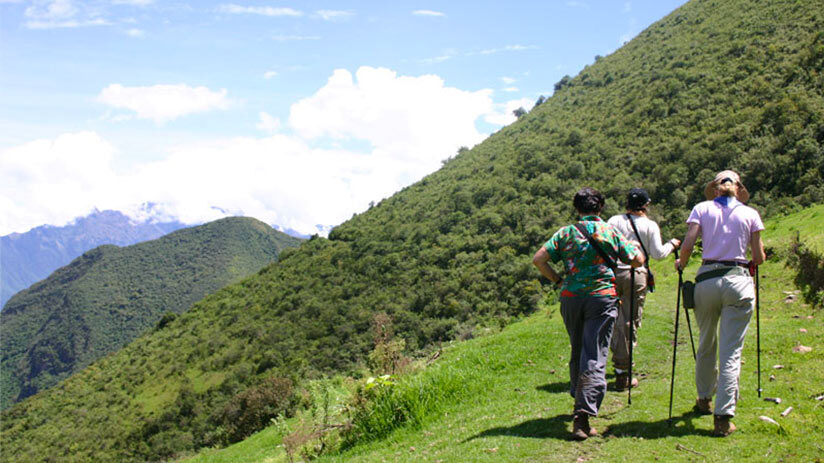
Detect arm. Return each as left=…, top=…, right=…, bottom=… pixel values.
left=751, top=230, right=765, bottom=265
left=533, top=247, right=563, bottom=284
left=630, top=252, right=645, bottom=268
left=675, top=223, right=701, bottom=270
left=647, top=222, right=679, bottom=260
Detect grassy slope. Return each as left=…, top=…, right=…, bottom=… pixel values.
left=187, top=205, right=824, bottom=463
left=3, top=0, right=824, bottom=460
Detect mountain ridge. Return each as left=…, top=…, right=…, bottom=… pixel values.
left=1, top=209, right=187, bottom=309
left=0, top=216, right=302, bottom=410
left=1, top=0, right=822, bottom=460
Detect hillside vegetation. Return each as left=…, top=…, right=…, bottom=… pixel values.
left=2, top=0, right=823, bottom=461
left=1, top=209, right=185, bottom=308
left=182, top=207, right=824, bottom=462
left=0, top=217, right=301, bottom=410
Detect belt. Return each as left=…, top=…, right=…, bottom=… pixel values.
left=702, top=259, right=748, bottom=268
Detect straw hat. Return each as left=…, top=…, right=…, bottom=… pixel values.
left=704, top=170, right=750, bottom=202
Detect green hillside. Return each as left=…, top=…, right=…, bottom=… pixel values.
left=0, top=217, right=301, bottom=410
left=181, top=207, right=824, bottom=463
left=2, top=0, right=823, bottom=461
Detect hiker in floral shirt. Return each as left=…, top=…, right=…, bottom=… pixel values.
left=533, top=187, right=643, bottom=440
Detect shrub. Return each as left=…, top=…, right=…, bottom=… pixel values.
left=219, top=377, right=297, bottom=443
left=788, top=235, right=824, bottom=308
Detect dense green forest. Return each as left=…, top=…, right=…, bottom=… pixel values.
left=1, top=209, right=185, bottom=309
left=0, top=217, right=300, bottom=410
left=1, top=0, right=822, bottom=461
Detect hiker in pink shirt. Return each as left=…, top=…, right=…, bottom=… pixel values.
left=675, top=170, right=765, bottom=437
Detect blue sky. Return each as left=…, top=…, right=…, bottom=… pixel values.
left=0, top=0, right=686, bottom=235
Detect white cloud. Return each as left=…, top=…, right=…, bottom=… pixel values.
left=503, top=87, right=519, bottom=92
left=501, top=77, right=516, bottom=84
left=24, top=0, right=110, bottom=29
left=97, top=84, right=231, bottom=123
left=315, top=9, right=353, bottom=21
left=421, top=54, right=453, bottom=64
left=112, top=0, right=154, bottom=5
left=264, top=70, right=278, bottom=79
left=289, top=67, right=492, bottom=166
left=271, top=34, right=320, bottom=41
left=125, top=28, right=144, bottom=37
left=476, top=44, right=536, bottom=55
left=413, top=10, right=445, bottom=17
left=218, top=4, right=303, bottom=17
left=0, top=132, right=121, bottom=234
left=2, top=67, right=509, bottom=236
left=256, top=112, right=281, bottom=132
left=26, top=17, right=108, bottom=29
left=484, top=97, right=534, bottom=126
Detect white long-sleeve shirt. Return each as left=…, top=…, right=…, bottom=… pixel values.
left=607, top=213, right=676, bottom=270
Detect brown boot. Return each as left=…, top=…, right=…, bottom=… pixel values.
left=713, top=415, right=737, bottom=437
left=572, top=413, right=598, bottom=440
left=613, top=373, right=639, bottom=391
left=694, top=398, right=712, bottom=415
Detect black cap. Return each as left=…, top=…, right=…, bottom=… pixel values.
left=626, top=188, right=651, bottom=210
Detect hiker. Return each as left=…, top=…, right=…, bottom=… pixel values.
left=675, top=170, right=765, bottom=437
left=606, top=188, right=681, bottom=391
left=533, top=187, right=643, bottom=440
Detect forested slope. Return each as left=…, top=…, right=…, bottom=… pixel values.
left=1, top=0, right=822, bottom=461
left=1, top=209, right=185, bottom=309
left=0, top=217, right=300, bottom=410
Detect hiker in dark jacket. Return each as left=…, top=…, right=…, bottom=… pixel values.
left=533, top=187, right=643, bottom=440
left=607, top=188, right=681, bottom=391
left=676, top=170, right=765, bottom=437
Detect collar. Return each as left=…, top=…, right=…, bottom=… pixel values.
left=579, top=215, right=603, bottom=222
left=714, top=196, right=741, bottom=208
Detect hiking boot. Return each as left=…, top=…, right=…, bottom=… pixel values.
left=694, top=398, right=712, bottom=415
left=613, top=373, right=638, bottom=391
left=572, top=413, right=598, bottom=440
left=713, top=415, right=737, bottom=437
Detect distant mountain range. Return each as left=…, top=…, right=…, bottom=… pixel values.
left=1, top=210, right=326, bottom=310
left=1, top=210, right=187, bottom=309
left=0, top=216, right=302, bottom=410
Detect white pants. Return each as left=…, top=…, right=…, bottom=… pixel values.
left=693, top=264, right=755, bottom=417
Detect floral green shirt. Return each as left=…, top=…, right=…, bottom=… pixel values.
left=544, top=216, right=639, bottom=297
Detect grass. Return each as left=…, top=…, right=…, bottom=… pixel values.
left=763, top=204, right=824, bottom=253
left=180, top=206, right=824, bottom=463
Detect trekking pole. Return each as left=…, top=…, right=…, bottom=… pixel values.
left=756, top=265, right=762, bottom=398
left=683, top=288, right=697, bottom=361
left=628, top=268, right=636, bottom=405
left=668, top=266, right=683, bottom=425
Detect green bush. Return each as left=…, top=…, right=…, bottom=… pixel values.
left=789, top=236, right=824, bottom=308
left=220, top=377, right=297, bottom=443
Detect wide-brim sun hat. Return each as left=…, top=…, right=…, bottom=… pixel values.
left=704, top=170, right=750, bottom=202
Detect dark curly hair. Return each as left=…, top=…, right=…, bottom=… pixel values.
left=573, top=187, right=605, bottom=215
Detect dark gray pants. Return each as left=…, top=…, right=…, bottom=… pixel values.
left=561, top=295, right=618, bottom=416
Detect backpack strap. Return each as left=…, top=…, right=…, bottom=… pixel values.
left=626, top=214, right=650, bottom=268
left=626, top=214, right=655, bottom=292
left=574, top=222, right=617, bottom=270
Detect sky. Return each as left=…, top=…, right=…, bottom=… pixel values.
left=0, top=0, right=687, bottom=236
